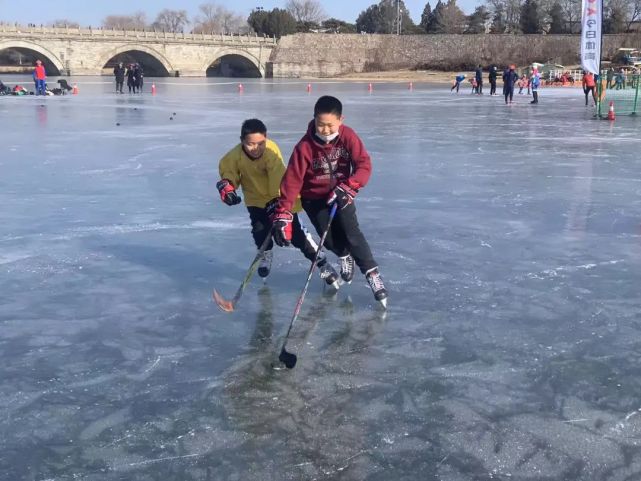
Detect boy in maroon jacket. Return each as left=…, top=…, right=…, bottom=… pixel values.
left=272, top=96, right=387, bottom=307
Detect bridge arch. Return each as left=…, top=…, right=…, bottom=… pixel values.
left=203, top=49, right=263, bottom=78
left=0, top=40, right=65, bottom=75
left=98, top=44, right=173, bottom=77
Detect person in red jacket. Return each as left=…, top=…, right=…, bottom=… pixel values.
left=272, top=95, right=387, bottom=307
left=33, top=59, right=46, bottom=96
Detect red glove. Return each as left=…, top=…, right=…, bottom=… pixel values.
left=272, top=210, right=293, bottom=247
left=216, top=179, right=241, bottom=206
left=327, top=179, right=360, bottom=209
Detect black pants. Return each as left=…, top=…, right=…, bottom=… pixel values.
left=504, top=86, right=514, bottom=104
left=302, top=199, right=377, bottom=274
left=490, top=80, right=496, bottom=95
left=116, top=80, right=124, bottom=92
left=477, top=81, right=483, bottom=94
left=584, top=86, right=595, bottom=105
left=247, top=207, right=316, bottom=261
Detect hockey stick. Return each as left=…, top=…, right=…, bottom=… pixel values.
left=213, top=233, right=272, bottom=312
left=278, top=203, right=338, bottom=369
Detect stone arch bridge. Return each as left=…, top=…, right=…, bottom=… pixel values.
left=0, top=24, right=277, bottom=77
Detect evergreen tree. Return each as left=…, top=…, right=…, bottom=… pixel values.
left=322, top=18, right=357, bottom=33
left=466, top=5, right=491, bottom=33
left=248, top=8, right=297, bottom=37
left=489, top=4, right=506, bottom=32
left=520, top=0, right=542, bottom=33
left=425, top=0, right=443, bottom=32
left=547, top=2, right=566, bottom=33
left=431, top=0, right=466, bottom=33
left=420, top=3, right=433, bottom=32
left=355, top=0, right=417, bottom=34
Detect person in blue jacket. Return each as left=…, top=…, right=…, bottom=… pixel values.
left=530, top=68, right=541, bottom=104
left=502, top=65, right=519, bottom=105
left=451, top=74, right=465, bottom=93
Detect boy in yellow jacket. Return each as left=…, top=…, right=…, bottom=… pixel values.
left=216, top=119, right=339, bottom=287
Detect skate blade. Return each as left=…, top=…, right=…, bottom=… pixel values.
left=213, top=289, right=234, bottom=313
left=378, top=298, right=388, bottom=309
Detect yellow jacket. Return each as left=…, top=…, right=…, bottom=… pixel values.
left=218, top=139, right=301, bottom=211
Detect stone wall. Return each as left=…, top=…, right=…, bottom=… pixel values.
left=269, top=33, right=641, bottom=78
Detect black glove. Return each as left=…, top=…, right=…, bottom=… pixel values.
left=216, top=179, right=241, bottom=206
left=327, top=180, right=359, bottom=210
left=265, top=197, right=279, bottom=220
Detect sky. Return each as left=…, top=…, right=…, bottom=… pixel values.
left=0, top=0, right=483, bottom=27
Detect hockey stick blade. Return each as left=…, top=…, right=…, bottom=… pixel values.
left=278, top=347, right=297, bottom=369
left=212, top=289, right=235, bottom=312
left=211, top=233, right=272, bottom=313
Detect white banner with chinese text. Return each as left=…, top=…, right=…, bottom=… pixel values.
left=581, top=0, right=602, bottom=75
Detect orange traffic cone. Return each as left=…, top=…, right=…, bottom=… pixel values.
left=306, top=83, right=312, bottom=93
left=238, top=83, right=244, bottom=93
left=151, top=83, right=156, bottom=95
left=368, top=83, right=373, bottom=93
left=607, top=101, right=615, bottom=121
left=72, top=83, right=78, bottom=95
left=408, top=81, right=413, bottom=90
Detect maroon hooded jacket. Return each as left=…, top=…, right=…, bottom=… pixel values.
left=279, top=120, right=372, bottom=212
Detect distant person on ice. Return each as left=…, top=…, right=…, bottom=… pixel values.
left=113, top=62, right=125, bottom=94
left=488, top=66, right=498, bottom=96
left=503, top=65, right=519, bottom=105
left=272, top=96, right=388, bottom=307
left=33, top=59, right=46, bottom=96
left=451, top=74, right=465, bottom=93
left=216, top=118, right=340, bottom=287
left=126, top=64, right=136, bottom=93
left=530, top=68, right=541, bottom=104
left=582, top=70, right=597, bottom=106
left=475, top=65, right=483, bottom=94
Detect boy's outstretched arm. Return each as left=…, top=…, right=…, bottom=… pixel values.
left=217, top=151, right=242, bottom=206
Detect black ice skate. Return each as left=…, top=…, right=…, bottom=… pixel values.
left=258, top=250, right=273, bottom=278
left=366, top=267, right=388, bottom=308
left=339, top=254, right=355, bottom=284
left=318, top=258, right=340, bottom=290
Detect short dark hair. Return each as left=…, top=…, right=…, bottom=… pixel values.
left=314, top=96, right=342, bottom=117
left=241, top=118, right=267, bottom=139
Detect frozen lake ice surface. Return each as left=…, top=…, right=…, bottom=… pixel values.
left=1, top=77, right=641, bottom=480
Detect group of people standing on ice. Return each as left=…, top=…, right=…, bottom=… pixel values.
left=112, top=62, right=144, bottom=94
left=452, top=64, right=541, bottom=105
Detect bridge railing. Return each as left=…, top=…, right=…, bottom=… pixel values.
left=0, top=23, right=277, bottom=44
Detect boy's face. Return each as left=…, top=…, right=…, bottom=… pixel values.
left=315, top=113, right=343, bottom=137
left=241, top=132, right=267, bottom=159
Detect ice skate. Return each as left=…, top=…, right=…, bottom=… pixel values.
left=258, top=250, right=273, bottom=278
left=339, top=254, right=355, bottom=284
left=318, top=258, right=340, bottom=290
left=366, top=267, right=388, bottom=309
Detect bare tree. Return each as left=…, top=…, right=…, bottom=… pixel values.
left=285, top=0, right=326, bottom=24
left=102, top=12, right=148, bottom=30
left=152, top=9, right=189, bottom=32
left=626, top=0, right=641, bottom=31
left=192, top=3, right=250, bottom=34
left=50, top=19, right=80, bottom=28
left=485, top=0, right=524, bottom=32
left=557, top=0, right=580, bottom=32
